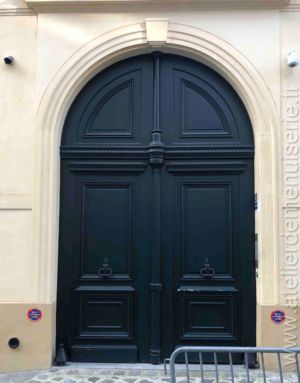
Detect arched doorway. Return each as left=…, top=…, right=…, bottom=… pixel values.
left=57, top=53, right=255, bottom=364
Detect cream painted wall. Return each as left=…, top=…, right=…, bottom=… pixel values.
left=0, top=211, right=33, bottom=301
left=0, top=15, right=36, bottom=302
left=0, top=16, right=35, bottom=196
left=280, top=10, right=300, bottom=307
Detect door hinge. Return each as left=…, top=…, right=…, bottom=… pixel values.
left=254, top=193, right=258, bottom=210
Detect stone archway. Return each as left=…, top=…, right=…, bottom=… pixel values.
left=33, top=21, right=279, bottom=351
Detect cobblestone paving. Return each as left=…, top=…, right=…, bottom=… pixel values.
left=0, top=365, right=298, bottom=383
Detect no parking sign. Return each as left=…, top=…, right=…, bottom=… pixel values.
left=27, top=308, right=42, bottom=322
left=271, top=310, right=286, bottom=324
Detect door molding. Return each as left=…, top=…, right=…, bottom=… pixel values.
left=33, top=21, right=279, bottom=314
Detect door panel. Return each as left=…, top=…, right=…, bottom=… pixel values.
left=178, top=181, right=233, bottom=278
left=80, top=183, right=134, bottom=277
left=74, top=286, right=134, bottom=340
left=61, top=55, right=154, bottom=146
left=58, top=53, right=255, bottom=363
left=178, top=289, right=237, bottom=341
left=58, top=161, right=152, bottom=362
left=160, top=55, right=253, bottom=146
left=162, top=160, right=253, bottom=353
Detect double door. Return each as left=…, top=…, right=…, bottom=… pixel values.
left=57, top=53, right=256, bottom=363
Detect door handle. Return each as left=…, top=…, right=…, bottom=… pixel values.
left=98, top=257, right=113, bottom=278
left=200, top=258, right=215, bottom=279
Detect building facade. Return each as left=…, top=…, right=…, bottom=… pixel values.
left=0, top=0, right=300, bottom=372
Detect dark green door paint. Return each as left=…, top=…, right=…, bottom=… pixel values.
left=57, top=53, right=255, bottom=364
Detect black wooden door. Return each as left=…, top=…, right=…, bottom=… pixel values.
left=57, top=53, right=255, bottom=364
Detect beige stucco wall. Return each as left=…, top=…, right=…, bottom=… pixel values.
left=0, top=0, right=299, bottom=372
left=0, top=14, right=35, bottom=303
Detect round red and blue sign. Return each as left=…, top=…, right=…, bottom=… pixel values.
left=271, top=310, right=286, bottom=324
left=27, top=308, right=42, bottom=322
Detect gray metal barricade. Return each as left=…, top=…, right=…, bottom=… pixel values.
left=167, top=346, right=300, bottom=383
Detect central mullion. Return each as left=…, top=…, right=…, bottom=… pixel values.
left=149, top=52, right=163, bottom=364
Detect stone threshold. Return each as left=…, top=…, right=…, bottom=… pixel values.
left=65, top=362, right=246, bottom=371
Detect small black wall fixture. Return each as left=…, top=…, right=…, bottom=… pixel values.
left=4, top=56, right=14, bottom=65
left=8, top=337, right=20, bottom=349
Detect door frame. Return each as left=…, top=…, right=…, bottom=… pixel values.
left=33, top=21, right=280, bottom=356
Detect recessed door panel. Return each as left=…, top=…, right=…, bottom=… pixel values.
left=175, top=72, right=235, bottom=139
left=160, top=55, right=252, bottom=146
left=179, top=292, right=237, bottom=341
left=75, top=287, right=134, bottom=340
left=80, top=183, right=133, bottom=277
left=83, top=78, right=135, bottom=138
left=179, top=181, right=233, bottom=278
left=61, top=56, right=154, bottom=146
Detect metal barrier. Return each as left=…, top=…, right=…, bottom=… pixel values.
left=167, top=346, right=300, bottom=383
